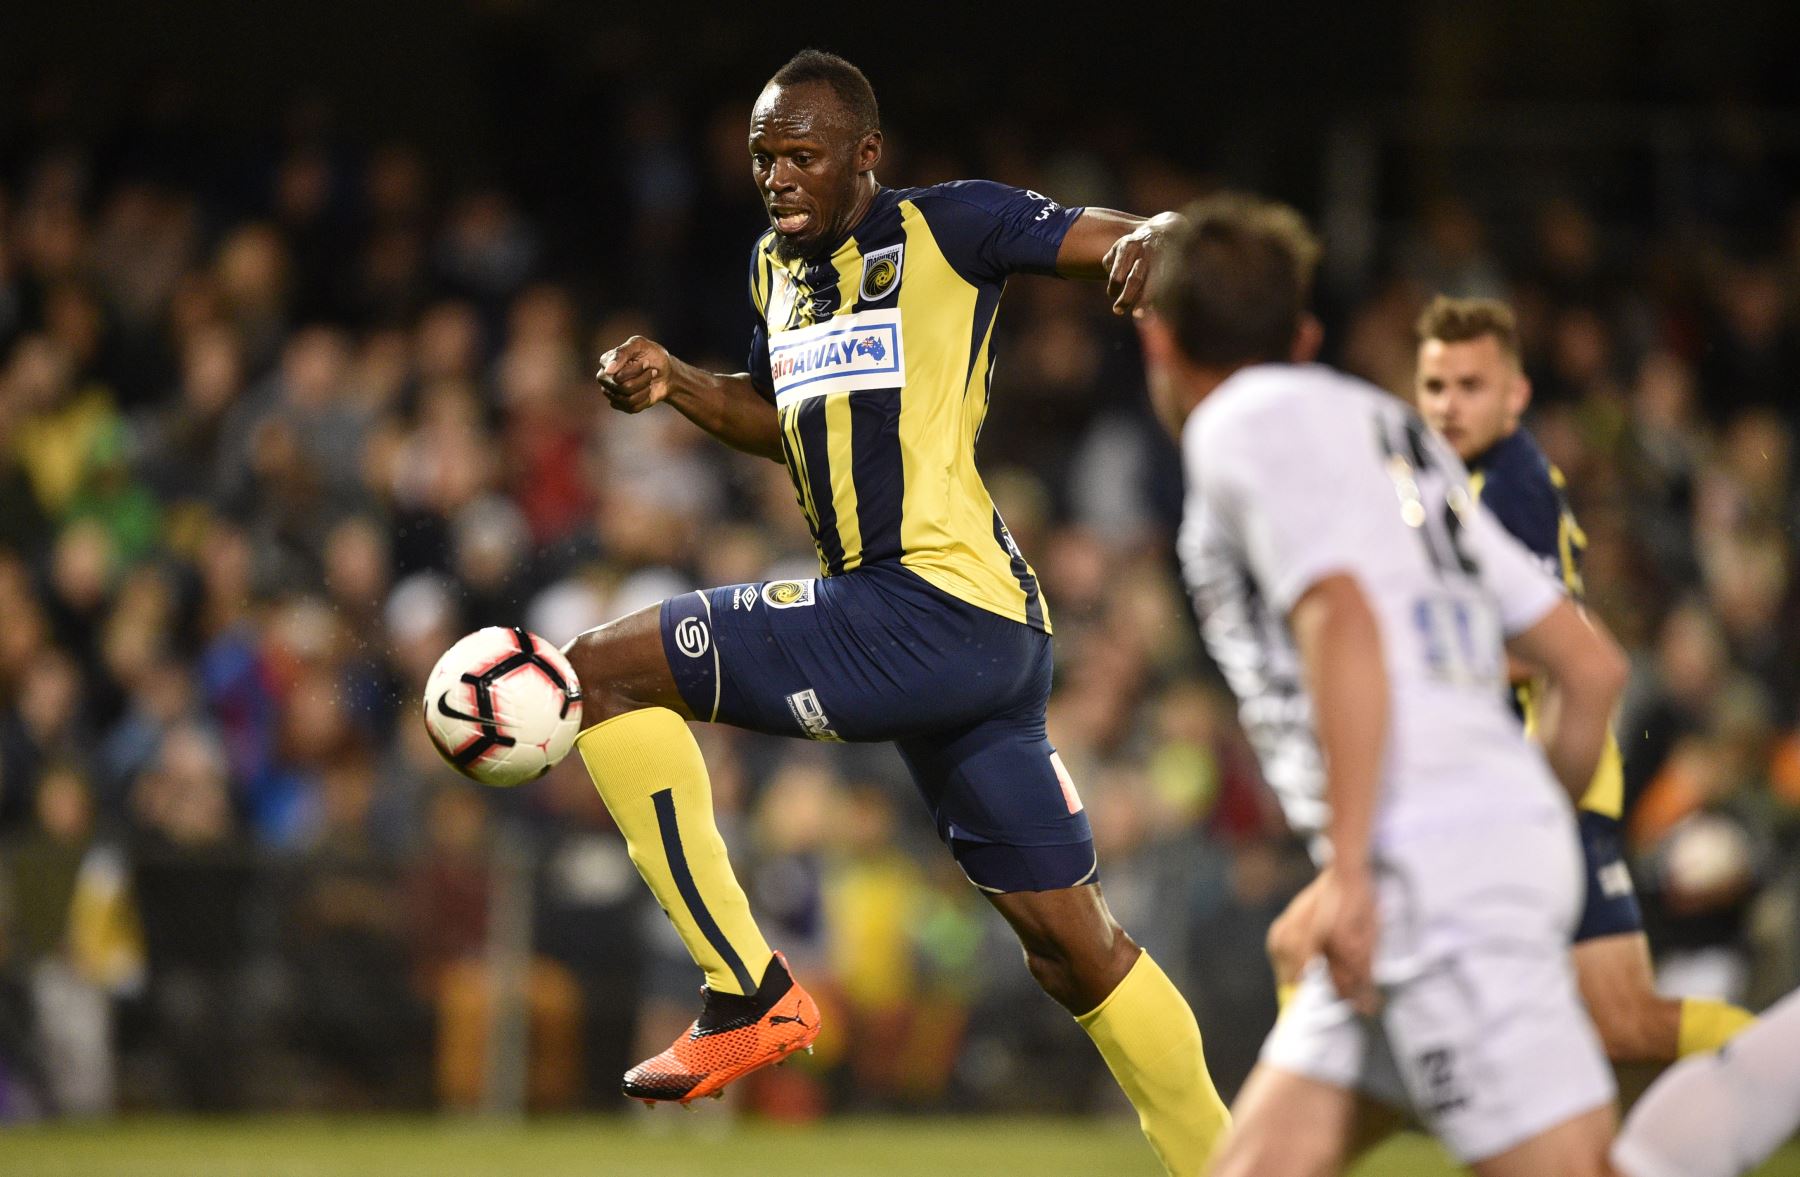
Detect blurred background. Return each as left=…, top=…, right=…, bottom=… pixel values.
left=2, top=0, right=1800, bottom=1142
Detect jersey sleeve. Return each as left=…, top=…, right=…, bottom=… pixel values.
left=1463, top=500, right=1567, bottom=636
left=913, top=180, right=1084, bottom=283
left=747, top=322, right=774, bottom=401
left=1190, top=400, right=1380, bottom=615
left=745, top=237, right=775, bottom=401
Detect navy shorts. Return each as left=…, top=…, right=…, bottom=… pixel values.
left=1572, top=809, right=1644, bottom=943
left=659, top=562, right=1094, bottom=893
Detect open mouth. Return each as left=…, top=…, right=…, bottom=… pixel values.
left=770, top=207, right=812, bottom=235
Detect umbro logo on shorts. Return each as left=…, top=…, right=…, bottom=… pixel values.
left=674, top=616, right=710, bottom=658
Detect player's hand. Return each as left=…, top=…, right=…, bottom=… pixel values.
left=596, top=336, right=675, bottom=413
left=1101, top=211, right=1183, bottom=317
left=1314, top=862, right=1380, bottom=1016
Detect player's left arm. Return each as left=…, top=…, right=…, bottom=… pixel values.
left=1055, top=208, right=1186, bottom=315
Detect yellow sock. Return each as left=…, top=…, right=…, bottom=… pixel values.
left=1678, top=997, right=1756, bottom=1057
left=1077, top=951, right=1231, bottom=1176
left=576, top=708, right=771, bottom=995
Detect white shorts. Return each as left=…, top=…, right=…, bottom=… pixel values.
left=1263, top=812, right=1615, bottom=1163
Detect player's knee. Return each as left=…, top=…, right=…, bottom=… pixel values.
left=1593, top=993, right=1676, bottom=1064
left=1019, top=922, right=1138, bottom=1014
left=561, top=626, right=655, bottom=725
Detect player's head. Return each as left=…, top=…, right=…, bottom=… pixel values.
left=1414, top=296, right=1530, bottom=462
left=1137, top=192, right=1322, bottom=435
left=752, top=50, right=883, bottom=262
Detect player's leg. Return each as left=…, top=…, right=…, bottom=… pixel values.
left=1574, top=933, right=1680, bottom=1063
left=984, top=881, right=1231, bottom=1176
left=1204, top=1063, right=1358, bottom=1177
left=1569, top=810, right=1754, bottom=1062
left=1467, top=1106, right=1614, bottom=1177
left=1611, top=985, right=1800, bottom=1177
left=562, top=599, right=804, bottom=1103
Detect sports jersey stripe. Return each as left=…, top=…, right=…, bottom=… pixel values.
left=823, top=392, right=864, bottom=570
left=794, top=398, right=845, bottom=573
left=991, top=509, right=1044, bottom=630
left=847, top=390, right=904, bottom=565
left=779, top=403, right=828, bottom=572
left=820, top=239, right=866, bottom=569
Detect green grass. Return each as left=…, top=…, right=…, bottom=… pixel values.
left=2, top=1117, right=1797, bottom=1177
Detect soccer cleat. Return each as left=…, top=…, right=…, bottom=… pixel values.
left=622, top=951, right=821, bottom=1105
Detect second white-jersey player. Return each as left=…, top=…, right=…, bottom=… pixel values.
left=1139, top=195, right=1634, bottom=1177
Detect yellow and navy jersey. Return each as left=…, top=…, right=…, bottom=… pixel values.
left=1468, top=428, right=1624, bottom=818
left=746, top=181, right=1082, bottom=633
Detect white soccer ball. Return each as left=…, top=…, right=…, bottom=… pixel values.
left=422, top=626, right=584, bottom=787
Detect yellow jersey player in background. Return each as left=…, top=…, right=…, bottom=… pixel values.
left=557, top=50, right=1228, bottom=1174
left=1266, top=296, right=1754, bottom=1070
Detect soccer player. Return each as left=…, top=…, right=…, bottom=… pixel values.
left=1416, top=297, right=1755, bottom=1061
left=1264, top=297, right=1755, bottom=1067
left=1140, top=193, right=1631, bottom=1174
left=560, top=50, right=1229, bottom=1173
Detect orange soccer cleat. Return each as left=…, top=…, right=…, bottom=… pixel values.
left=623, top=951, right=821, bottom=1105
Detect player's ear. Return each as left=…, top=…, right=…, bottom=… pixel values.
left=1513, top=372, right=1533, bottom=416
left=1291, top=313, right=1324, bottom=363
left=856, top=130, right=882, bottom=175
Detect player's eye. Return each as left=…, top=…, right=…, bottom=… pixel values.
left=751, top=153, right=771, bottom=168
left=793, top=153, right=813, bottom=166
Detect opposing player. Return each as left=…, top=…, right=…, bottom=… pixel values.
left=1264, top=296, right=1756, bottom=1065
left=559, top=50, right=1228, bottom=1173
left=1142, top=193, right=1632, bottom=1174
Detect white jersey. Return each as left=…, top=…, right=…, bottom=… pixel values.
left=1177, top=363, right=1569, bottom=852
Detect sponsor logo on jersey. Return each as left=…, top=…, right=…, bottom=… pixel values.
left=674, top=615, right=710, bottom=658
left=768, top=309, right=904, bottom=407
left=732, top=586, right=758, bottom=612
left=761, top=580, right=816, bottom=609
left=859, top=244, right=903, bottom=302
left=786, top=688, right=841, bottom=741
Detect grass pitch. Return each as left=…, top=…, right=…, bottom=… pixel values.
left=3, top=1116, right=1799, bottom=1176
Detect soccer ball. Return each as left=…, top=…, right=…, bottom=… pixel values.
left=423, top=626, right=584, bottom=786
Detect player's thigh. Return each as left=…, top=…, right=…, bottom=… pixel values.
left=561, top=602, right=692, bottom=723
left=1574, top=932, right=1677, bottom=1062
left=1208, top=1062, right=1356, bottom=1177
left=896, top=708, right=1095, bottom=895
left=1468, top=1104, right=1614, bottom=1177
left=657, top=571, right=1052, bottom=742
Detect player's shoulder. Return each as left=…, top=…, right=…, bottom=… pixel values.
left=1477, top=429, right=1561, bottom=504
left=898, top=179, right=1011, bottom=209
left=1187, top=362, right=1389, bottom=458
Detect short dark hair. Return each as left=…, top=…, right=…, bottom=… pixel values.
left=1415, top=295, right=1520, bottom=362
left=1148, top=193, right=1321, bottom=368
left=769, top=49, right=879, bottom=136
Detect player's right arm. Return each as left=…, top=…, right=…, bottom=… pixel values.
left=1504, top=600, right=1628, bottom=803
left=596, top=337, right=784, bottom=462
left=1290, top=572, right=1387, bottom=1015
